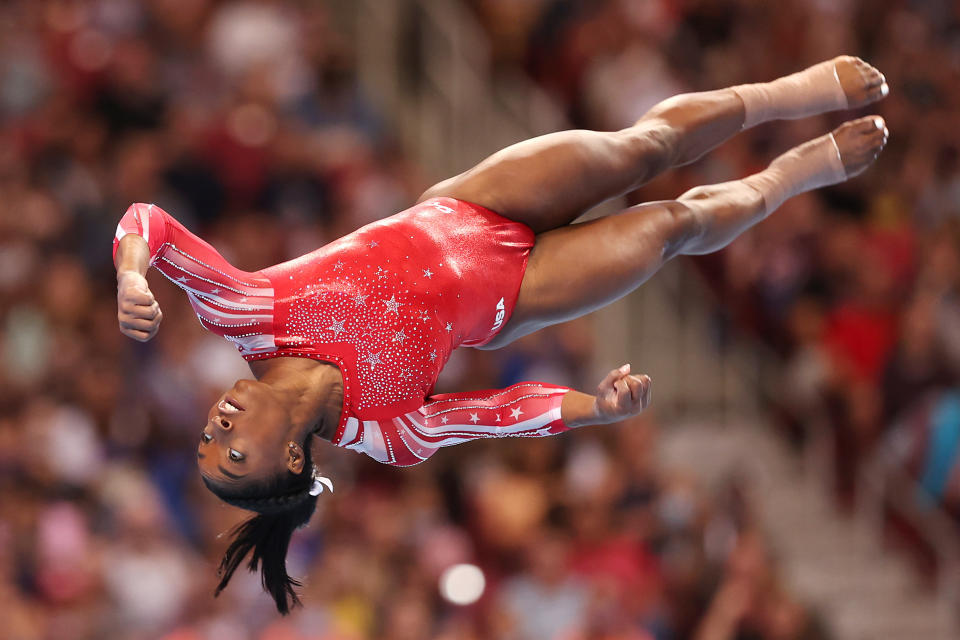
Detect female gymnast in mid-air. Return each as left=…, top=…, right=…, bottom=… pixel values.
left=114, top=56, right=888, bottom=612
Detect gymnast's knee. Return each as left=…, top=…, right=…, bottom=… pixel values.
left=616, top=120, right=680, bottom=177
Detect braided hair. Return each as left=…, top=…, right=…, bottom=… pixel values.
left=202, top=434, right=319, bottom=614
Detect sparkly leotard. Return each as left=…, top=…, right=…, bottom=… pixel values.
left=114, top=200, right=572, bottom=466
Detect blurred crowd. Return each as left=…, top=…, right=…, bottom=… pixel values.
left=5, top=0, right=957, bottom=638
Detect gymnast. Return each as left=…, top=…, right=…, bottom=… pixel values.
left=113, top=56, right=888, bottom=612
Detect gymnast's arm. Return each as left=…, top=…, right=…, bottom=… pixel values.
left=416, top=364, right=651, bottom=440
left=113, top=202, right=176, bottom=342
left=113, top=203, right=270, bottom=344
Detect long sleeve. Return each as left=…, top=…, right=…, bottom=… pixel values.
left=112, top=203, right=277, bottom=354
left=332, top=382, right=572, bottom=466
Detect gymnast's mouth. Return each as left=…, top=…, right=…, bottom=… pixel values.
left=218, top=397, right=244, bottom=414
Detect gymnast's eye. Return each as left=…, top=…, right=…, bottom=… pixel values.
left=201, top=433, right=213, bottom=444
left=228, top=449, right=245, bottom=462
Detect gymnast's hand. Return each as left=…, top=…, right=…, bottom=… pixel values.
left=116, top=270, right=162, bottom=342
left=593, top=364, right=652, bottom=423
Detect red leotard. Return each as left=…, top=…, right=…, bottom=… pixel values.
left=114, top=200, right=572, bottom=466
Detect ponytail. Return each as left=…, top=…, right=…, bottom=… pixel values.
left=202, top=434, right=328, bottom=614
left=213, top=498, right=316, bottom=614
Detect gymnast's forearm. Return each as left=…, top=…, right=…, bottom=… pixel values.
left=114, top=233, right=151, bottom=278
left=114, top=232, right=162, bottom=342
left=560, top=390, right=602, bottom=427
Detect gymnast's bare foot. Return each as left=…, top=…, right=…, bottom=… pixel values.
left=832, top=115, right=889, bottom=178
left=734, top=56, right=889, bottom=127
left=833, top=55, right=889, bottom=108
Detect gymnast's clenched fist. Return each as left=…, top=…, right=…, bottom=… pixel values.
left=116, top=270, right=162, bottom=342
left=558, top=363, right=653, bottom=428
left=594, top=364, right=652, bottom=422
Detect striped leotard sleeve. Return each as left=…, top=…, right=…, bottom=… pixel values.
left=113, top=203, right=277, bottom=354
left=333, top=382, right=572, bottom=466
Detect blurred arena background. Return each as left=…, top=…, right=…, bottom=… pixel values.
left=2, top=1, right=959, bottom=638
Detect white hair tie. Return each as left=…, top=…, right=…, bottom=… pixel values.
left=309, top=467, right=334, bottom=496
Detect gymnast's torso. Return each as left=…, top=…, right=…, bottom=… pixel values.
left=258, top=197, right=535, bottom=413
left=115, top=199, right=571, bottom=465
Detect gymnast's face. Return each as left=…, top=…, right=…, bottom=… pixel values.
left=197, top=379, right=304, bottom=484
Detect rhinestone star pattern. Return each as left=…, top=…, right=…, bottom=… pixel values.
left=281, top=258, right=451, bottom=410
left=256, top=197, right=544, bottom=415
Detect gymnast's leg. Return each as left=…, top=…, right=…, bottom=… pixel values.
left=420, top=56, right=887, bottom=234
left=483, top=116, right=888, bottom=348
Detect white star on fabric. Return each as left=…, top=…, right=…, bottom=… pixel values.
left=445, top=323, right=453, bottom=332
left=510, top=407, right=524, bottom=420
left=376, top=266, right=388, bottom=280
left=392, top=329, right=407, bottom=343
left=469, top=413, right=480, bottom=424
left=369, top=240, right=379, bottom=248
left=240, top=297, right=247, bottom=302
left=384, top=295, right=403, bottom=315
left=429, top=350, right=437, bottom=362
left=495, top=414, right=501, bottom=422
left=176, top=276, right=189, bottom=283
left=440, top=416, right=449, bottom=424
left=421, top=313, right=431, bottom=323
left=210, top=287, right=220, bottom=294
left=333, top=261, right=344, bottom=271
left=353, top=293, right=369, bottom=307
left=328, top=318, right=346, bottom=337
left=362, top=351, right=382, bottom=369
left=423, top=268, right=433, bottom=279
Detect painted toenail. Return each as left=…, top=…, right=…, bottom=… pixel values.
left=874, top=117, right=884, bottom=129
left=880, top=82, right=889, bottom=97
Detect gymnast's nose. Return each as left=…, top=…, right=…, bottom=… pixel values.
left=214, top=415, right=232, bottom=431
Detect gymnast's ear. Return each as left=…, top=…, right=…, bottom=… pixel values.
left=285, top=441, right=305, bottom=474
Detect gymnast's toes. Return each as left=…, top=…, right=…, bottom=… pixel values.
left=832, top=115, right=888, bottom=179
left=834, top=55, right=889, bottom=108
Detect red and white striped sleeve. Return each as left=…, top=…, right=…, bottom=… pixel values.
left=112, top=203, right=277, bottom=355
left=334, top=382, right=572, bottom=466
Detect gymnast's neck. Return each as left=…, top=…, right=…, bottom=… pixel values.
left=248, top=357, right=344, bottom=442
